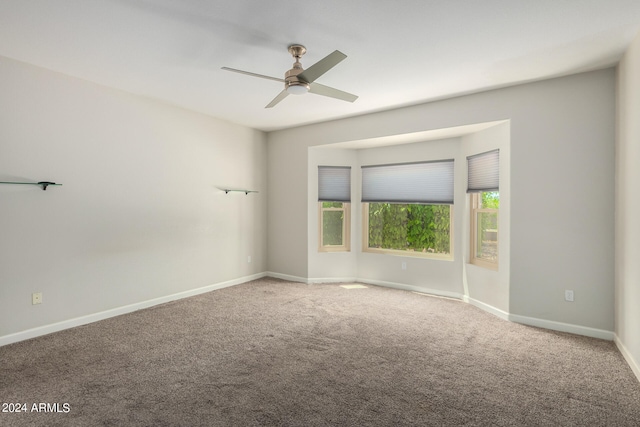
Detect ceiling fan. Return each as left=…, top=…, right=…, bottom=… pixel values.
left=221, top=45, right=358, bottom=108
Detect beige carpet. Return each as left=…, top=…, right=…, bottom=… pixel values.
left=1, top=277, right=639, bottom=426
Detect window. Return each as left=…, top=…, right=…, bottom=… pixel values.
left=363, top=203, right=452, bottom=257
left=318, top=166, right=351, bottom=252
left=467, top=150, right=499, bottom=269
left=319, top=202, right=350, bottom=251
left=470, top=192, right=499, bottom=268
left=361, top=160, right=454, bottom=259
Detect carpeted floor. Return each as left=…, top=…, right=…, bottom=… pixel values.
left=1, top=277, right=639, bottom=426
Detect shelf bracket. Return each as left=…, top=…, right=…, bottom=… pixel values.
left=37, top=181, right=56, bottom=191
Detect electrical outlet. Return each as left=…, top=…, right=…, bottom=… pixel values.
left=247, top=255, right=251, bottom=263
left=401, top=262, right=407, bottom=270
left=32, top=292, right=42, bottom=305
left=565, top=290, right=574, bottom=302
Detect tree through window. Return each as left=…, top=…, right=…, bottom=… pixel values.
left=361, top=160, right=454, bottom=259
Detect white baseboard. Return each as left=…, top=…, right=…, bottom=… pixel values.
left=463, top=296, right=510, bottom=321
left=357, top=277, right=463, bottom=300
left=307, top=276, right=358, bottom=284
left=265, top=271, right=309, bottom=284
left=460, top=297, right=614, bottom=342
left=614, top=335, right=640, bottom=383
left=508, top=313, right=614, bottom=341
left=0, top=272, right=267, bottom=347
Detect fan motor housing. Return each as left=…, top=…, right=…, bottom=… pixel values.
left=285, top=67, right=309, bottom=94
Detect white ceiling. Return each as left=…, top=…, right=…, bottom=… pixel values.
left=1, top=1, right=639, bottom=132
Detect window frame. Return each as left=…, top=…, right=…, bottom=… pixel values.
left=361, top=202, right=454, bottom=260
left=318, top=201, right=351, bottom=252
left=470, top=192, right=499, bottom=270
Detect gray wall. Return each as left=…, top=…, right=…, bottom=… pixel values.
left=616, top=31, right=640, bottom=379
left=0, top=51, right=622, bottom=363
left=0, top=56, right=268, bottom=342
left=268, top=68, right=615, bottom=335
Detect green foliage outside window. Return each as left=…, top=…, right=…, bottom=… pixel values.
left=479, top=191, right=499, bottom=242
left=368, top=203, right=450, bottom=254
left=322, top=202, right=344, bottom=208
left=475, top=192, right=499, bottom=262
left=322, top=202, right=345, bottom=246
left=481, top=192, right=499, bottom=209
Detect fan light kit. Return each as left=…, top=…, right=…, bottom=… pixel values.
left=222, top=44, right=358, bottom=108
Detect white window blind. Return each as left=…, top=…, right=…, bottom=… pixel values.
left=467, top=149, right=499, bottom=193
left=361, top=160, right=454, bottom=204
left=318, top=166, right=351, bottom=202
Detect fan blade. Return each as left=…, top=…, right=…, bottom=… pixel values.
left=309, top=83, right=358, bottom=103
left=297, top=50, right=346, bottom=83
left=221, top=67, right=285, bottom=83
left=265, top=90, right=289, bottom=108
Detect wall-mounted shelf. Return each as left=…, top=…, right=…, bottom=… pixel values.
left=217, top=187, right=258, bottom=195
left=0, top=181, right=62, bottom=191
